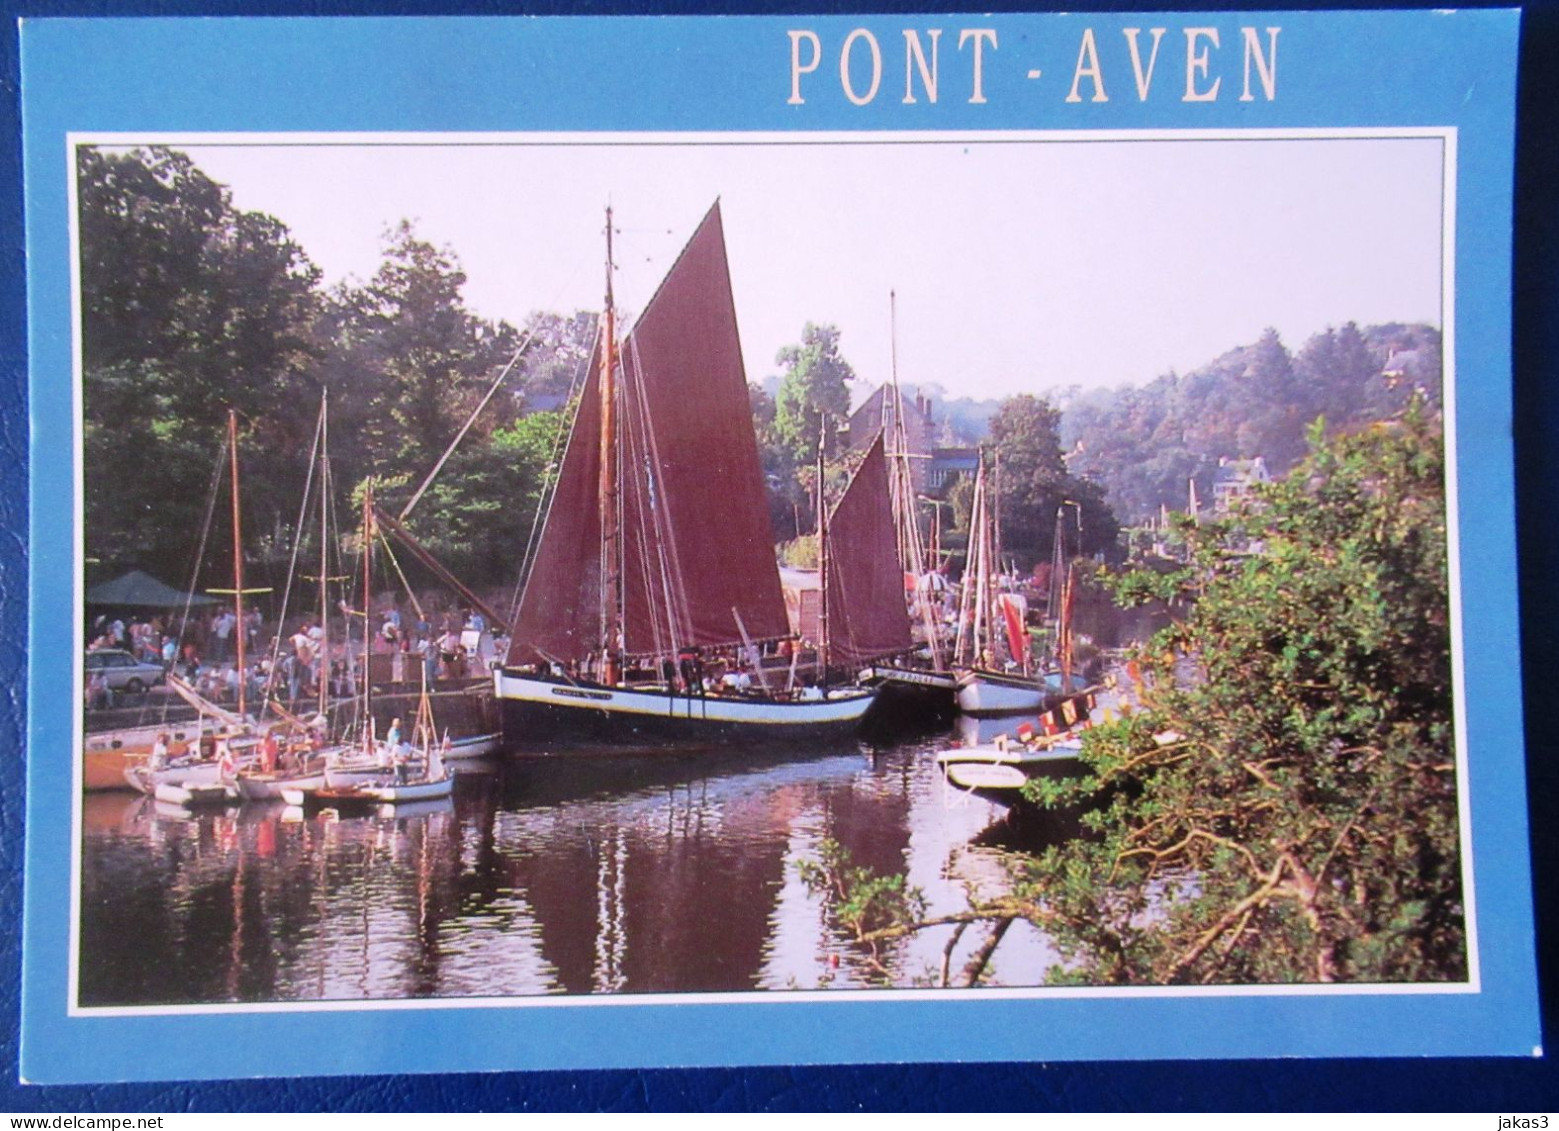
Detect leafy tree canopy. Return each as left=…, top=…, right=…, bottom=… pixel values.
left=986, top=394, right=1120, bottom=565
left=774, top=323, right=856, bottom=464
left=1027, top=401, right=1461, bottom=984
left=78, top=147, right=561, bottom=611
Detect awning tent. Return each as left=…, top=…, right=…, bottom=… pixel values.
left=85, top=570, right=222, bottom=609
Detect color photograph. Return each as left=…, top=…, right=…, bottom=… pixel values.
left=73, top=132, right=1462, bottom=1003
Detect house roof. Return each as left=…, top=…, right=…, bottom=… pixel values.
left=1213, top=458, right=1270, bottom=486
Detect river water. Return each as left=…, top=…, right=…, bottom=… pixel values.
left=77, top=722, right=1092, bottom=1007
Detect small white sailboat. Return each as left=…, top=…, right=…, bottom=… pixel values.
left=443, top=732, right=502, bottom=760
left=289, top=738, right=453, bottom=809
left=938, top=686, right=1115, bottom=806
left=349, top=689, right=455, bottom=804
left=234, top=735, right=329, bottom=801
left=293, top=608, right=455, bottom=810
left=123, top=729, right=258, bottom=795
left=153, top=780, right=239, bottom=808
left=138, top=731, right=248, bottom=807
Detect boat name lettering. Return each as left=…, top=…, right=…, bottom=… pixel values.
left=551, top=687, right=613, bottom=702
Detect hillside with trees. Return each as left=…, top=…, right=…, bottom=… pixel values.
left=1058, top=322, right=1442, bottom=524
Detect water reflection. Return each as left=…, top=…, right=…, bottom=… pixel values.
left=80, top=735, right=1071, bottom=1006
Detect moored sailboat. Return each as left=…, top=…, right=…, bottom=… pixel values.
left=855, top=292, right=958, bottom=722
left=496, top=202, right=874, bottom=748
left=938, top=689, right=1096, bottom=806
left=119, top=410, right=266, bottom=795
left=953, top=456, right=1048, bottom=715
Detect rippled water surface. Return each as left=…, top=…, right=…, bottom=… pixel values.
left=80, top=728, right=1078, bottom=1006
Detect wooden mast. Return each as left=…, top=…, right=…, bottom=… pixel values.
left=318, top=391, right=330, bottom=720
left=992, top=450, right=1004, bottom=603
left=362, top=479, right=374, bottom=752
left=598, top=205, right=622, bottom=686
left=816, top=420, right=829, bottom=685
left=1056, top=501, right=1077, bottom=688
left=227, top=409, right=247, bottom=718
left=888, top=290, right=946, bottom=670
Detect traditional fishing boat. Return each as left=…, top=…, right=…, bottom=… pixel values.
left=496, top=202, right=875, bottom=748
left=952, top=457, right=1048, bottom=715
left=818, top=430, right=959, bottom=732
left=818, top=434, right=913, bottom=669
left=855, top=293, right=958, bottom=723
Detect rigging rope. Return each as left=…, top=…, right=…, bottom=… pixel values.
left=163, top=431, right=230, bottom=726
left=625, top=336, right=691, bottom=663
left=633, top=336, right=701, bottom=659
left=259, top=400, right=325, bottom=709
left=399, top=327, right=537, bottom=524
left=375, top=527, right=427, bottom=626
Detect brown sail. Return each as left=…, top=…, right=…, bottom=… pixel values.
left=508, top=201, right=790, bottom=666
left=507, top=346, right=603, bottom=666
left=823, top=433, right=913, bottom=667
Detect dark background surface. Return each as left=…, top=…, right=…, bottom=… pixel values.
left=1, top=0, right=1555, bottom=1112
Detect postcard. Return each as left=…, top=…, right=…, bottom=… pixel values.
left=19, top=11, right=1536, bottom=1083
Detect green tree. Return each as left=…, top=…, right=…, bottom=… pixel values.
left=401, top=409, right=569, bottom=587
left=356, top=221, right=501, bottom=471
left=1031, top=402, right=1461, bottom=984
left=78, top=146, right=324, bottom=584
left=773, top=323, right=855, bottom=464
left=516, top=310, right=598, bottom=403
left=751, top=382, right=806, bottom=541
left=79, top=147, right=226, bottom=375
left=988, top=394, right=1119, bottom=564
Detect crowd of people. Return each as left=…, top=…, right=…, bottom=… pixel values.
left=85, top=601, right=507, bottom=711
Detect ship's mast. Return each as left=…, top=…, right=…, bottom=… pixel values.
left=228, top=409, right=247, bottom=718
left=885, top=292, right=946, bottom=670
left=598, top=206, right=622, bottom=685
left=816, top=419, right=829, bottom=685
left=362, top=479, right=374, bottom=751
left=318, top=390, right=331, bottom=719
left=887, top=291, right=908, bottom=566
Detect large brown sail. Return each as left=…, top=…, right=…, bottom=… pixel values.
left=823, top=433, right=913, bottom=666
left=509, top=202, right=790, bottom=666
left=616, top=201, right=789, bottom=655
left=507, top=349, right=604, bottom=666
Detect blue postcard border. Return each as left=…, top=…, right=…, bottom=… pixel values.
left=17, top=10, right=1537, bottom=1084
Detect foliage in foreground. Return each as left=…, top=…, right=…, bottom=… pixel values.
left=801, top=406, right=1465, bottom=986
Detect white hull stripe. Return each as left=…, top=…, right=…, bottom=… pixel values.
left=496, top=673, right=873, bottom=726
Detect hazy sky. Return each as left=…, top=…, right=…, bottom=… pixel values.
left=173, top=133, right=1445, bottom=403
